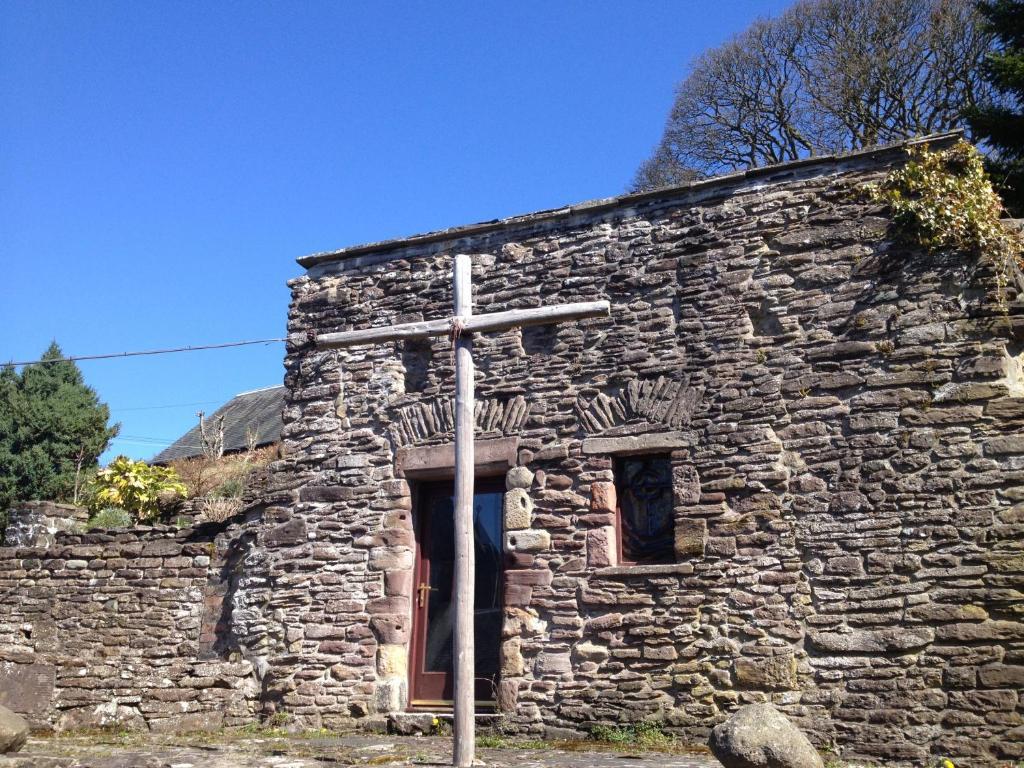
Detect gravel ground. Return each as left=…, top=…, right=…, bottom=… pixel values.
left=0, top=733, right=721, bottom=768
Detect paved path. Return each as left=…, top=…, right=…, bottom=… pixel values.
left=1, top=734, right=721, bottom=768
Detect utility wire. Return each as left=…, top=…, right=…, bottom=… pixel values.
left=110, top=399, right=223, bottom=412
left=5, top=337, right=287, bottom=367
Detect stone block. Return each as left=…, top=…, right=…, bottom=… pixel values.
left=0, top=664, right=55, bottom=715
left=735, top=653, right=797, bottom=690
left=581, top=431, right=693, bottom=455
left=807, top=627, right=934, bottom=653
left=504, top=529, right=550, bottom=553
left=376, top=644, right=407, bottom=678
left=590, top=481, right=616, bottom=514
left=534, top=651, right=572, bottom=676
left=264, top=518, right=307, bottom=547
left=574, top=642, right=609, bottom=662
left=978, top=664, right=1024, bottom=688
left=374, top=678, right=404, bottom=714
left=501, top=638, right=524, bottom=677
left=675, top=517, right=707, bottom=557
left=505, top=466, right=534, bottom=490
left=587, top=526, right=617, bottom=567
left=906, top=603, right=988, bottom=622
left=503, top=488, right=534, bottom=530
left=397, top=437, right=518, bottom=477
left=384, top=570, right=413, bottom=597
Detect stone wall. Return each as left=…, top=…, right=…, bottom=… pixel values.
left=4, top=501, right=88, bottom=548
left=0, top=519, right=266, bottom=733
left=275, top=135, right=1024, bottom=764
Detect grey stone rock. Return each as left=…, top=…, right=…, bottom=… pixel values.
left=709, top=704, right=823, bottom=768
left=0, top=705, right=29, bottom=754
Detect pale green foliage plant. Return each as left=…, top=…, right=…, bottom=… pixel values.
left=88, top=456, right=186, bottom=523
left=872, top=140, right=1024, bottom=310
left=87, top=507, right=132, bottom=529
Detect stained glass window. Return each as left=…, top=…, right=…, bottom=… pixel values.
left=616, top=455, right=674, bottom=564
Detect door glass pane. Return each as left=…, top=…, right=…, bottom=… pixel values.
left=424, top=493, right=454, bottom=673
left=473, top=491, right=503, bottom=685
left=422, top=487, right=503, bottom=684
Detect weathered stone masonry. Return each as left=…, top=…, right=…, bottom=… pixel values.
left=1, top=134, right=1022, bottom=765
left=275, top=134, right=1023, bottom=763
left=0, top=514, right=269, bottom=733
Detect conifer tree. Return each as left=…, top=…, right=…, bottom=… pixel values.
left=967, top=0, right=1024, bottom=215
left=0, top=343, right=119, bottom=531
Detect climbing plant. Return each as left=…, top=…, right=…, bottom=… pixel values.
left=872, top=140, right=1023, bottom=310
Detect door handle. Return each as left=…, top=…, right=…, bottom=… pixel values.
left=417, top=582, right=438, bottom=608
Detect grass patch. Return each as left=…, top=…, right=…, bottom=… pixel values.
left=591, top=721, right=675, bottom=750
left=476, top=734, right=551, bottom=750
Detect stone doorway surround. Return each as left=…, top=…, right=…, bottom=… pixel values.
left=367, top=435, right=537, bottom=717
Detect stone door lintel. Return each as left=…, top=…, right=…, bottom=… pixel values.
left=396, top=437, right=520, bottom=479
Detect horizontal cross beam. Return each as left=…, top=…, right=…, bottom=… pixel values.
left=311, top=300, right=610, bottom=350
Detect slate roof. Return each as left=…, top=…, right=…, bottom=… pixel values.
left=152, top=385, right=285, bottom=463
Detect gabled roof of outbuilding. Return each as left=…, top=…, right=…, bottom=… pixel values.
left=152, top=385, right=285, bottom=463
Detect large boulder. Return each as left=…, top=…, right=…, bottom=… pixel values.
left=0, top=705, right=29, bottom=753
left=709, top=704, right=824, bottom=768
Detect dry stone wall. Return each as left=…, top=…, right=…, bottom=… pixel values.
left=0, top=519, right=266, bottom=733
left=277, top=136, right=1024, bottom=764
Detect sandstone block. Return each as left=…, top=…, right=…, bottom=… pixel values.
left=590, top=481, right=616, bottom=514
left=376, top=644, right=407, bottom=678
left=587, top=526, right=617, bottom=567
left=501, top=638, right=524, bottom=677
left=709, top=704, right=823, bottom=768
left=505, top=529, right=550, bottom=553
left=503, top=488, right=533, bottom=530
left=369, top=615, right=409, bottom=645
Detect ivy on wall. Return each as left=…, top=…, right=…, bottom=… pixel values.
left=872, top=140, right=1023, bottom=311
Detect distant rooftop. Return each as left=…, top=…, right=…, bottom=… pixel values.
left=152, top=385, right=285, bottom=463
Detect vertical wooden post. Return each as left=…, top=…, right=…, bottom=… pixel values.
left=452, top=253, right=475, bottom=768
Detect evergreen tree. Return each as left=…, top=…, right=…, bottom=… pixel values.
left=967, top=0, right=1024, bottom=215
left=0, top=343, right=119, bottom=530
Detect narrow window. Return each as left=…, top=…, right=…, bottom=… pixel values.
left=615, top=455, right=674, bottom=564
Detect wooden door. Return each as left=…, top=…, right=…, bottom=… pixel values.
left=410, top=479, right=504, bottom=708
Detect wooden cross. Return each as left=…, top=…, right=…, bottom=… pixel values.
left=315, top=254, right=609, bottom=767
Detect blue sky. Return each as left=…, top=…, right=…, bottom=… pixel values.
left=1, top=0, right=790, bottom=462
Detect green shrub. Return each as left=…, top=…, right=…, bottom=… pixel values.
left=88, top=456, right=186, bottom=523
left=87, top=507, right=132, bottom=530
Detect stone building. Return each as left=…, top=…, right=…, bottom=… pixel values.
left=271, top=131, right=1024, bottom=762
left=1, top=132, right=1022, bottom=765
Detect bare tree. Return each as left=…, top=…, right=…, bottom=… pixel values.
left=632, top=0, right=1000, bottom=190
left=196, top=410, right=225, bottom=460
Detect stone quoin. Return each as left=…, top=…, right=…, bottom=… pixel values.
left=1, top=132, right=1023, bottom=765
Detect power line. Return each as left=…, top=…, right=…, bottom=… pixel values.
left=110, top=399, right=223, bottom=412
left=4, top=337, right=287, bottom=367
